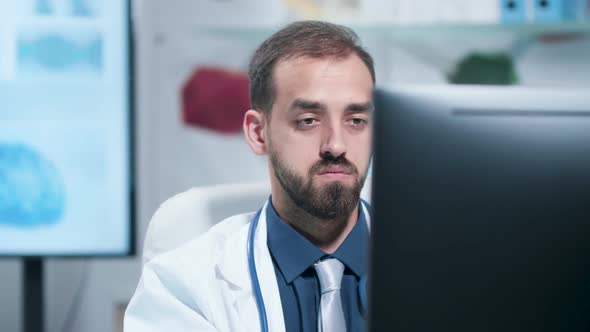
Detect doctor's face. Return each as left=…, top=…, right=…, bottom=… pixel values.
left=266, top=54, right=373, bottom=220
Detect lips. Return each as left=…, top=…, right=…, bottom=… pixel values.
left=317, top=165, right=353, bottom=175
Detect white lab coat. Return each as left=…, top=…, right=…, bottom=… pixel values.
left=124, top=201, right=371, bottom=332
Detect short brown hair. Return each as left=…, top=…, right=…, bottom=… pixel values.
left=248, top=20, right=375, bottom=114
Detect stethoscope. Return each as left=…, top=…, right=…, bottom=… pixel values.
left=247, top=200, right=370, bottom=332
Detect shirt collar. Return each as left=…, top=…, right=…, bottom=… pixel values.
left=266, top=198, right=370, bottom=283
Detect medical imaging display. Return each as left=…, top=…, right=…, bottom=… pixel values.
left=0, top=1, right=132, bottom=256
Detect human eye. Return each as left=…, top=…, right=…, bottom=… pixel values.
left=348, top=117, right=368, bottom=127
left=295, top=117, right=319, bottom=127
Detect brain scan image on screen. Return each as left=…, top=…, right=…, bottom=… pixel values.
left=0, top=143, right=66, bottom=227
left=17, top=29, right=102, bottom=77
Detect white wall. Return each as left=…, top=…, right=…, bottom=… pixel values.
left=1, top=1, right=589, bottom=332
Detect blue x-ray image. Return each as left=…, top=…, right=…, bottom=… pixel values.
left=18, top=31, right=102, bottom=74
left=34, top=0, right=97, bottom=17
left=0, top=143, right=66, bottom=227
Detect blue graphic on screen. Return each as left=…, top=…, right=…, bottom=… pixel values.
left=71, top=0, right=94, bottom=16
left=35, top=0, right=96, bottom=17
left=0, top=143, right=65, bottom=227
left=35, top=0, right=52, bottom=15
left=18, top=32, right=102, bottom=72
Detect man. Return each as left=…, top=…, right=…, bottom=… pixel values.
left=125, top=20, right=375, bottom=331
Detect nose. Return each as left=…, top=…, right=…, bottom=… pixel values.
left=320, top=122, right=346, bottom=159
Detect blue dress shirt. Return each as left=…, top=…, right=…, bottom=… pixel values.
left=266, top=199, right=370, bottom=331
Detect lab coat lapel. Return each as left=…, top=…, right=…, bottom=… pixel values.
left=253, top=203, right=286, bottom=332
left=215, top=203, right=285, bottom=332
left=361, top=200, right=371, bottom=232
left=214, top=214, right=252, bottom=331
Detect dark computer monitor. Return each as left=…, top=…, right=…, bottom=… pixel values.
left=369, top=86, right=590, bottom=332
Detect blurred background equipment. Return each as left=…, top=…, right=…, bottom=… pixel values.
left=448, top=52, right=518, bottom=84
left=181, top=67, right=249, bottom=134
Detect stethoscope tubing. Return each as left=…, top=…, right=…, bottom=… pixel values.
left=247, top=208, right=269, bottom=332
left=248, top=200, right=370, bottom=332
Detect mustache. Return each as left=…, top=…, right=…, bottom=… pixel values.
left=309, top=155, right=357, bottom=176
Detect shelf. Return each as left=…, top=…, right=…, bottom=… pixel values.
left=201, top=21, right=590, bottom=42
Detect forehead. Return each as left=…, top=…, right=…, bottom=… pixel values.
left=271, top=55, right=374, bottom=104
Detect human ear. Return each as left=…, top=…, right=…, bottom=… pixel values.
left=243, top=109, right=268, bottom=155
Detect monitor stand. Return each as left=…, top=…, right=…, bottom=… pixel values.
left=23, top=258, right=44, bottom=332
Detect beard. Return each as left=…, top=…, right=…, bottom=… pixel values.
left=269, top=149, right=366, bottom=221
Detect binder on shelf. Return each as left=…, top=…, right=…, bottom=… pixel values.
left=436, top=0, right=500, bottom=24
left=533, top=0, right=586, bottom=21
left=500, top=0, right=528, bottom=23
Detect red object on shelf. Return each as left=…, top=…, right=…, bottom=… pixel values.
left=181, top=67, right=250, bottom=134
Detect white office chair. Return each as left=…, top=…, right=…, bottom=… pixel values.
left=142, top=179, right=372, bottom=264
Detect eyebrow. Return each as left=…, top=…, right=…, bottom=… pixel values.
left=289, top=99, right=327, bottom=112
left=345, top=102, right=374, bottom=113
left=289, top=98, right=374, bottom=113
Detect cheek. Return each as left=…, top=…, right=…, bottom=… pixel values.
left=269, top=133, right=315, bottom=172
left=284, top=149, right=317, bottom=176
left=348, top=134, right=372, bottom=170
left=271, top=124, right=321, bottom=157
